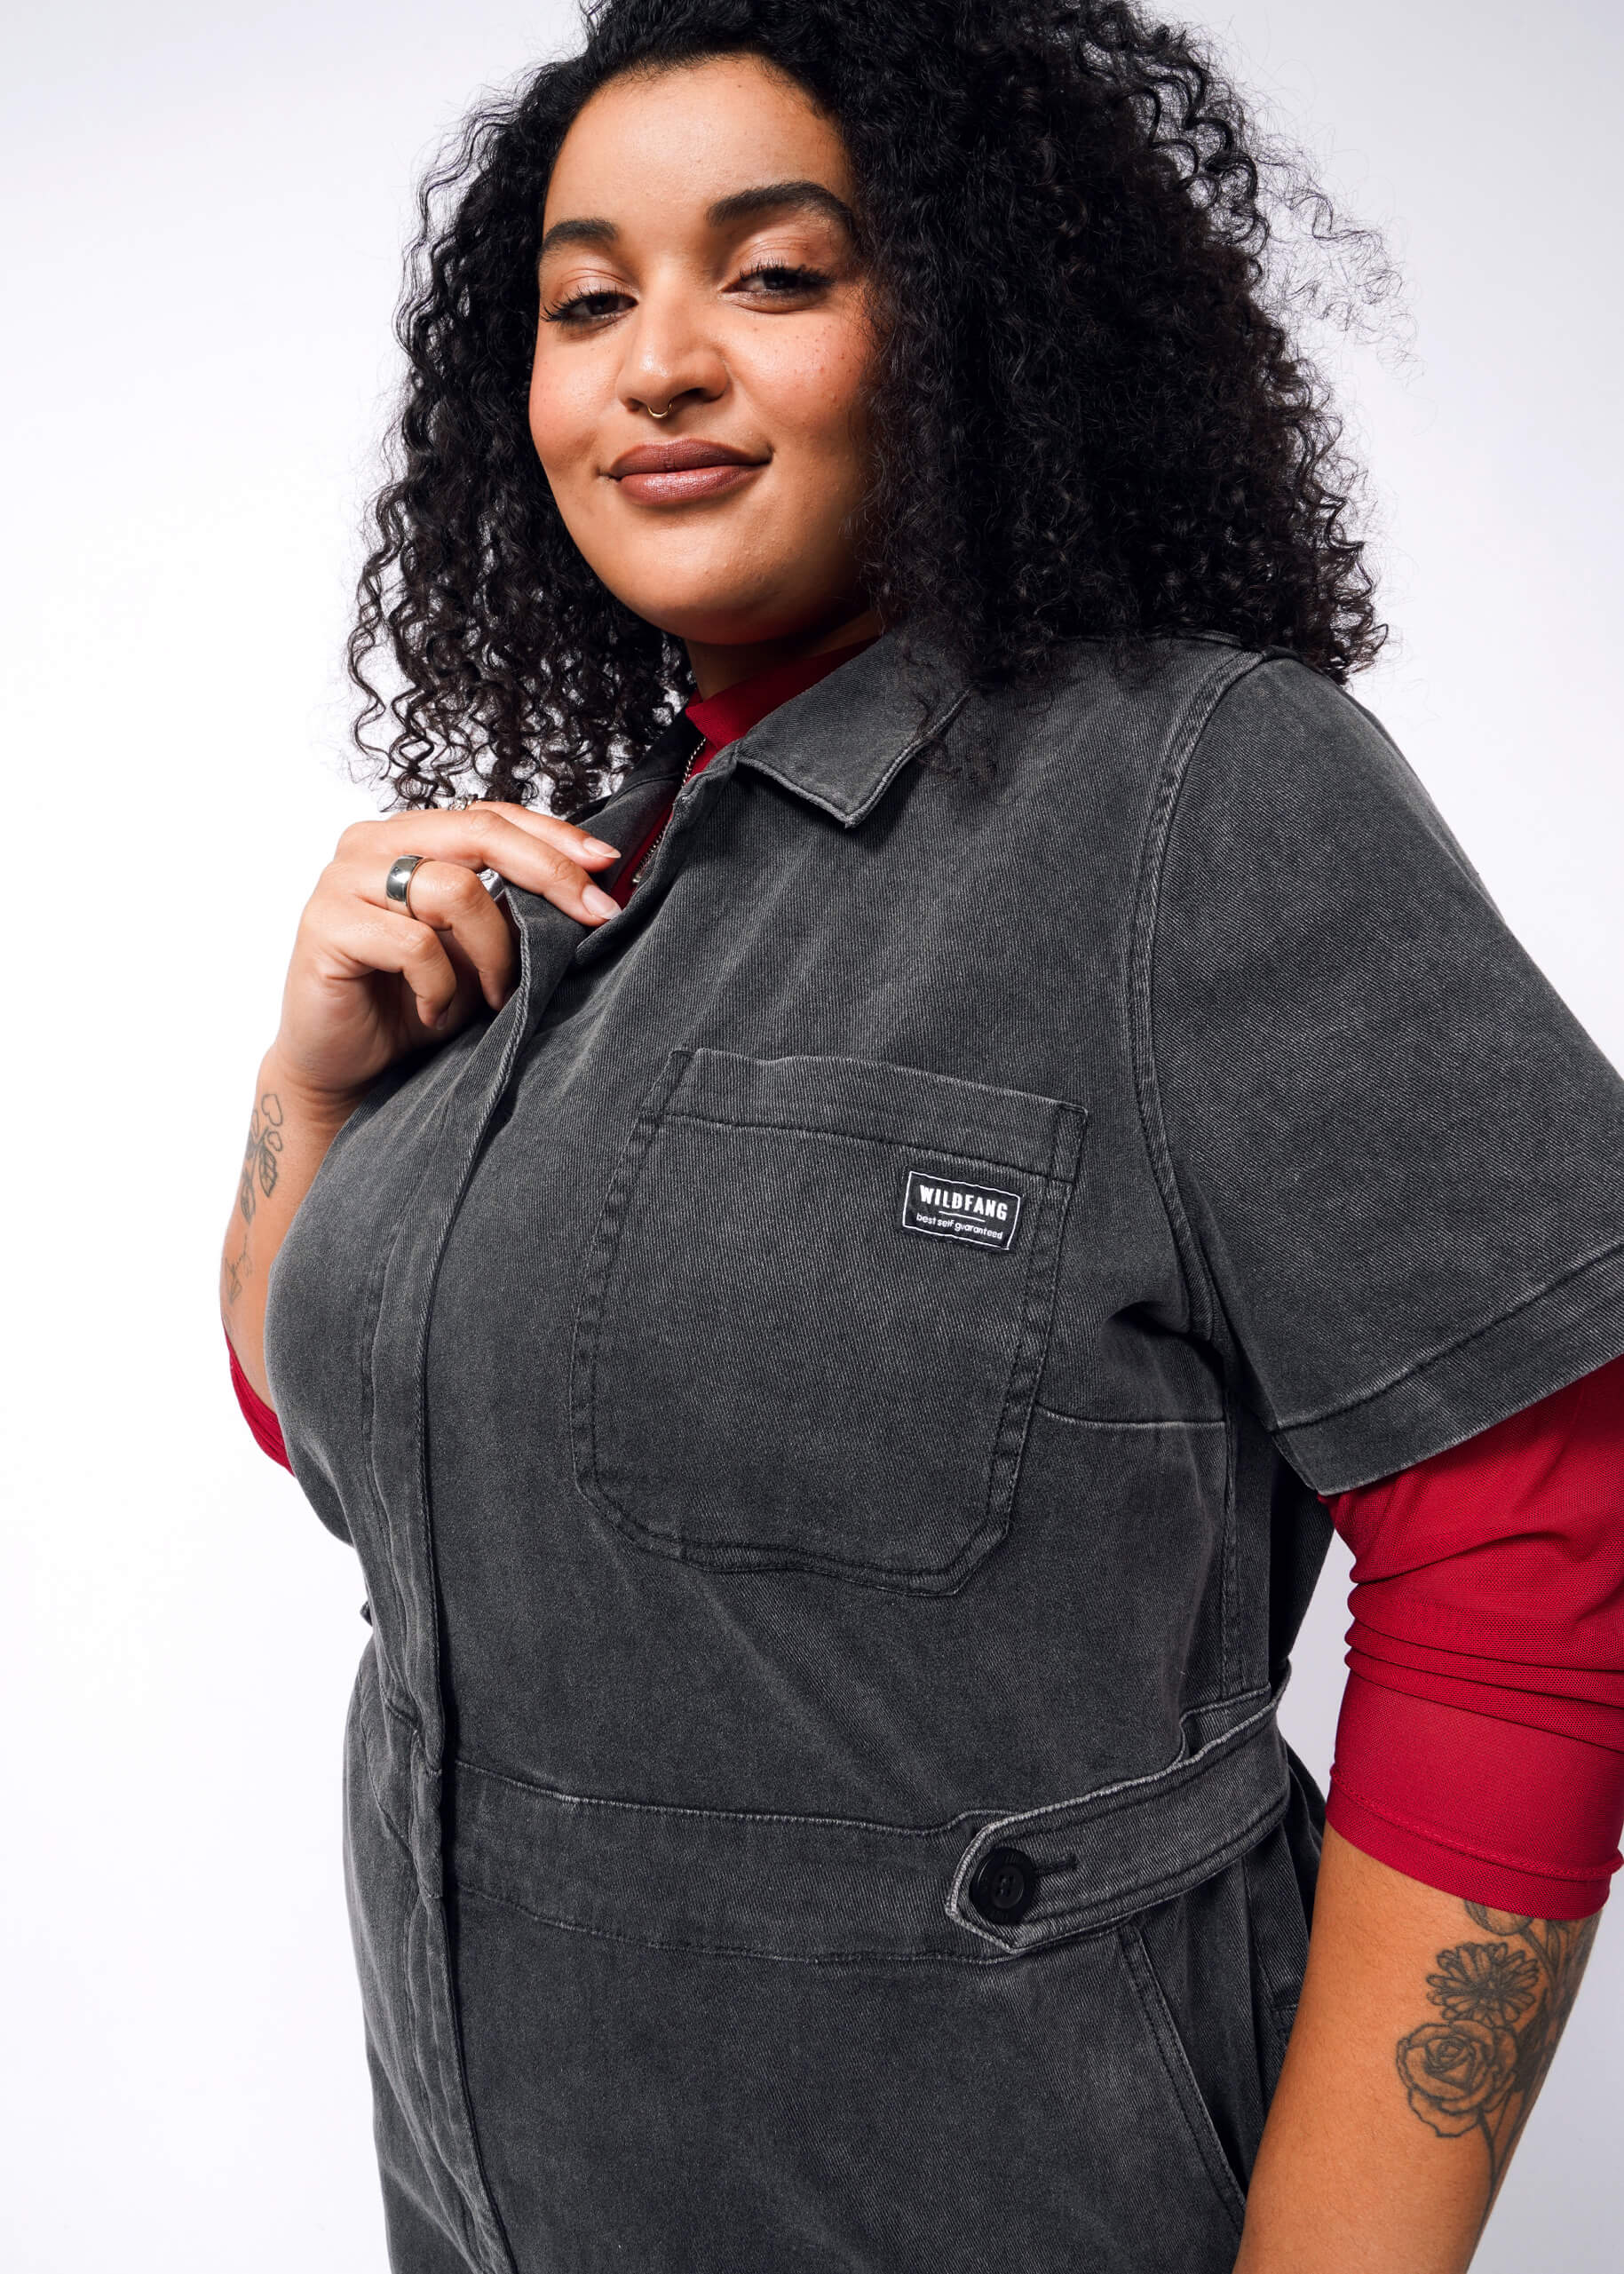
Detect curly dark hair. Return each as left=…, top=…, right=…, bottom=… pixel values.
left=350, top=0, right=1393, bottom=814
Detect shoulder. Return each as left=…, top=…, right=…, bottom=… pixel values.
left=1144, top=648, right=1491, bottom=908
left=963, top=633, right=1268, bottom=825
left=1020, top=630, right=1271, bottom=728
left=1190, top=647, right=1412, bottom=788
left=959, top=638, right=1483, bottom=902
left=979, top=634, right=1384, bottom=805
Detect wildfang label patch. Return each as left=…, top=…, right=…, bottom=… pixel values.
left=901, top=1168, right=1023, bottom=1252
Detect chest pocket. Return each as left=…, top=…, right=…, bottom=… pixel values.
left=570, top=1048, right=1087, bottom=1594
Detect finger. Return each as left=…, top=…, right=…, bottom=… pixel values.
left=478, top=802, right=624, bottom=864
left=345, top=804, right=622, bottom=868
left=314, top=903, right=463, bottom=1031
left=340, top=811, right=622, bottom=924
left=345, top=858, right=517, bottom=1011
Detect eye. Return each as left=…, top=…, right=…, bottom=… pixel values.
left=733, top=262, right=829, bottom=299
left=542, top=288, right=634, bottom=327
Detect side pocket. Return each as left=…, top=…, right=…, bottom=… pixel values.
left=1118, top=1919, right=1248, bottom=2237
left=1241, top=1811, right=1315, bottom=2102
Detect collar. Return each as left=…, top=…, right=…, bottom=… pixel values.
left=684, top=638, right=876, bottom=756
left=611, top=630, right=970, bottom=826
left=719, top=630, right=970, bottom=828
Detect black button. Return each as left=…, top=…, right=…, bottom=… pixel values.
left=968, top=1844, right=1038, bottom=1925
left=360, top=1602, right=373, bottom=1625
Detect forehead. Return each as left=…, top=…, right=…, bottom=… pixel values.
left=543, top=53, right=854, bottom=230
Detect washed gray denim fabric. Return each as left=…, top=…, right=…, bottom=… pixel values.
left=265, top=633, right=1624, bottom=2272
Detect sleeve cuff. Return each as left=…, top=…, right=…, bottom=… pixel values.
left=1327, top=1671, right=1621, bottom=1920
left=1277, top=1241, right=1624, bottom=1492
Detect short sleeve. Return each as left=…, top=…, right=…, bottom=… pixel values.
left=1145, top=654, right=1624, bottom=1492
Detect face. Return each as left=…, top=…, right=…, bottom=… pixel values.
left=530, top=54, right=878, bottom=674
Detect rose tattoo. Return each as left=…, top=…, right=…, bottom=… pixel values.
left=1398, top=2016, right=1517, bottom=2135
left=1394, top=1902, right=1597, bottom=2209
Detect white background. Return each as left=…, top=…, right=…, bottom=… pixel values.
left=4, top=3, right=1620, bottom=2265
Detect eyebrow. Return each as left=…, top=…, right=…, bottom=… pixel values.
left=537, top=216, right=619, bottom=258
left=538, top=179, right=860, bottom=262
left=705, top=179, right=860, bottom=237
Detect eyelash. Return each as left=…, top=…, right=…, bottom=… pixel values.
left=740, top=261, right=828, bottom=295
left=542, top=262, right=830, bottom=325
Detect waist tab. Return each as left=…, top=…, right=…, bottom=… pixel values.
left=448, top=1689, right=1289, bottom=1964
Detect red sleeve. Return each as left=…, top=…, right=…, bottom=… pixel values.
left=1323, top=1351, right=1624, bottom=1919
left=227, top=1329, right=293, bottom=1472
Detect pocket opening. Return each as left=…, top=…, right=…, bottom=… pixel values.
left=1118, top=1918, right=1250, bottom=2236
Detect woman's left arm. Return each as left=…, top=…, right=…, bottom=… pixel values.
left=1235, top=1824, right=1601, bottom=2273
left=1139, top=660, right=1624, bottom=2263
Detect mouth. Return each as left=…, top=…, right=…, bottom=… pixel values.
left=607, top=439, right=768, bottom=506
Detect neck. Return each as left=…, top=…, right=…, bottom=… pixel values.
left=684, top=604, right=883, bottom=700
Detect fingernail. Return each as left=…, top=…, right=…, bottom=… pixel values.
left=582, top=837, right=619, bottom=859
left=430, top=1005, right=451, bottom=1030
left=582, top=884, right=620, bottom=921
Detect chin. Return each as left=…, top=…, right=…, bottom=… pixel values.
left=615, top=583, right=819, bottom=647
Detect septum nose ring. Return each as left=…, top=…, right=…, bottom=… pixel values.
left=646, top=402, right=673, bottom=421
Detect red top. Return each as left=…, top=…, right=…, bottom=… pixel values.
left=1324, top=1357, right=1624, bottom=1918
left=226, top=638, right=1624, bottom=1920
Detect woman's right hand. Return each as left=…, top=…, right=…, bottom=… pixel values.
left=273, top=803, right=625, bottom=1109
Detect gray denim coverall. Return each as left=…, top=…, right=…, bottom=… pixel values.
left=265, top=633, right=1624, bottom=2273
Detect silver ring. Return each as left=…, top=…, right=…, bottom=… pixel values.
left=384, top=852, right=426, bottom=915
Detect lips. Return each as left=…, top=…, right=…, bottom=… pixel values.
left=608, top=439, right=767, bottom=505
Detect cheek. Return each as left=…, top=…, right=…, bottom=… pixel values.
left=749, top=321, right=875, bottom=484
left=527, top=347, right=598, bottom=492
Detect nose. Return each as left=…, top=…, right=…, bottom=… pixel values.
left=617, top=276, right=726, bottom=423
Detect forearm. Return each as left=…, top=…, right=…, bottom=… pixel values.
left=1234, top=1823, right=1600, bottom=2273
left=219, top=1045, right=366, bottom=1401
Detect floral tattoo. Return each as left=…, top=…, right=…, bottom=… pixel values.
left=222, top=1091, right=285, bottom=1307
left=1395, top=1903, right=1598, bottom=2207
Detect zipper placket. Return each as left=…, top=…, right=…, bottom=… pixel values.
left=627, top=739, right=708, bottom=893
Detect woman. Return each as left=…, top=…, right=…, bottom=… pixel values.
left=221, top=4, right=1624, bottom=2269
